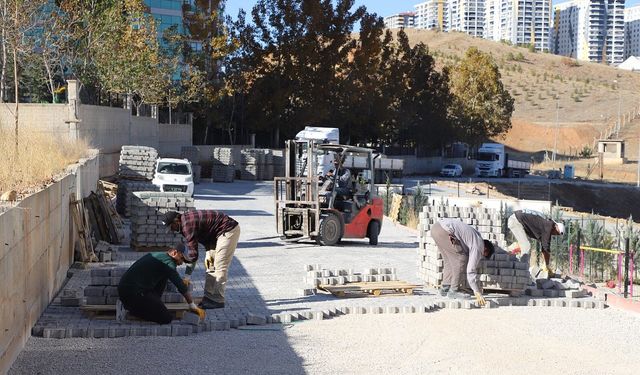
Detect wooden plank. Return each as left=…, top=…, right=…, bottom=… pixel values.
left=318, top=281, right=421, bottom=298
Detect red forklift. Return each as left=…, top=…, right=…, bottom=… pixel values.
left=274, top=140, right=383, bottom=246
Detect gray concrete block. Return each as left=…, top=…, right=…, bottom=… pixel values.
left=110, top=277, right=121, bottom=286
left=106, top=296, right=119, bottom=305
left=171, top=324, right=191, bottom=336
left=447, top=301, right=461, bottom=309
left=527, top=299, right=537, bottom=306
left=543, top=290, right=559, bottom=298
left=583, top=300, right=595, bottom=309
left=131, top=326, right=153, bottom=336
left=537, top=299, right=551, bottom=307
left=298, top=288, right=316, bottom=296
left=154, top=326, right=172, bottom=336
left=402, top=306, right=415, bottom=313
left=104, top=286, right=119, bottom=297
left=88, top=327, right=108, bottom=338
left=212, top=320, right=231, bottom=331
left=569, top=300, right=582, bottom=308
left=595, top=301, right=606, bottom=309
left=66, top=327, right=88, bottom=338
left=246, top=312, right=267, bottom=325
left=43, top=328, right=66, bottom=339
left=553, top=299, right=566, bottom=307
left=86, top=296, right=107, bottom=305
left=182, top=311, right=202, bottom=326
left=90, top=276, right=111, bottom=286
left=565, top=290, right=584, bottom=298
left=312, top=311, right=324, bottom=320
left=385, top=306, right=398, bottom=314
left=83, top=286, right=105, bottom=297
left=91, top=268, right=112, bottom=277
left=369, top=306, right=383, bottom=314
left=60, top=297, right=82, bottom=307
left=525, top=288, right=544, bottom=297
left=108, top=326, right=129, bottom=338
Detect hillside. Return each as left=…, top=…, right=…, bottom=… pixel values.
left=402, top=29, right=640, bottom=157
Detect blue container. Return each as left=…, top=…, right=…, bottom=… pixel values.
left=564, top=164, right=575, bottom=179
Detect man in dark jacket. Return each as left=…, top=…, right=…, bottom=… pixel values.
left=507, top=210, right=564, bottom=275
left=117, top=243, right=205, bottom=324
left=162, top=210, right=241, bottom=309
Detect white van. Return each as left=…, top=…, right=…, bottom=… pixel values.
left=151, top=158, right=194, bottom=196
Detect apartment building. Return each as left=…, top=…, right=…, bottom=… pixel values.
left=551, top=0, right=625, bottom=65
left=384, top=12, right=417, bottom=28
left=625, top=4, right=640, bottom=57
left=447, top=0, right=485, bottom=36
left=414, top=0, right=448, bottom=30
left=485, top=0, right=552, bottom=52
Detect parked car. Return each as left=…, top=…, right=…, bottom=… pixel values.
left=152, top=158, right=194, bottom=196
left=440, top=164, right=463, bottom=177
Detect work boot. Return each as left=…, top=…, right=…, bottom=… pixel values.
left=198, top=297, right=225, bottom=310
left=438, top=285, right=451, bottom=297
left=519, top=253, right=530, bottom=266
left=446, top=289, right=470, bottom=300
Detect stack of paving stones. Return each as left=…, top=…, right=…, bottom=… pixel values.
left=272, top=149, right=285, bottom=177
left=240, top=148, right=259, bottom=180
left=115, top=180, right=159, bottom=216
left=94, top=240, right=118, bottom=262
left=84, top=267, right=188, bottom=306
left=300, top=264, right=398, bottom=296
left=118, top=145, right=158, bottom=180
left=211, top=147, right=235, bottom=183
left=116, top=145, right=160, bottom=217
left=256, top=149, right=274, bottom=181
left=417, top=203, right=531, bottom=293
left=129, top=191, right=194, bottom=249
left=181, top=146, right=201, bottom=184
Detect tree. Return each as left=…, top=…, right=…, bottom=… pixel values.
left=448, top=47, right=514, bottom=145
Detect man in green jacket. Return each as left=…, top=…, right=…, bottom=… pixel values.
left=118, top=243, right=205, bottom=324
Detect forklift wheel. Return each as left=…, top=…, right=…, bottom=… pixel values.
left=368, top=220, right=380, bottom=245
left=316, top=212, right=342, bottom=246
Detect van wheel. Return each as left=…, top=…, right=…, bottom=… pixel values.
left=317, top=212, right=342, bottom=246
left=368, top=221, right=380, bottom=245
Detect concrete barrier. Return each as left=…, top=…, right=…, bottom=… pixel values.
left=0, top=151, right=99, bottom=374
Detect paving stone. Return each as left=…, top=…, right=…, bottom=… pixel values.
left=569, top=300, right=582, bottom=308
left=86, top=296, right=107, bottom=305
left=543, top=290, right=559, bottom=298
left=583, top=300, right=595, bottom=309
left=182, top=311, right=202, bottom=326
left=88, top=327, right=108, bottom=338
left=553, top=299, right=567, bottom=308
left=447, top=301, right=461, bottom=309
left=43, top=328, right=66, bottom=339
left=595, top=301, right=606, bottom=309
left=60, top=297, right=82, bottom=307
left=312, top=311, right=324, bottom=320
left=83, top=286, right=105, bottom=297
left=154, top=326, right=172, bottom=336
left=108, top=326, right=129, bottom=338
left=171, top=324, right=191, bottom=336
left=385, top=306, right=398, bottom=314
left=246, top=312, right=267, bottom=325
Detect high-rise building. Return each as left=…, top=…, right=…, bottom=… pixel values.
left=384, top=12, right=417, bottom=29
left=485, top=0, right=552, bottom=52
left=447, top=0, right=485, bottom=37
left=551, top=0, right=625, bottom=65
left=625, top=4, right=640, bottom=57
left=414, top=0, right=448, bottom=31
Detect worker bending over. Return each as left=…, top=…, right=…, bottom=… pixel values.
left=117, top=243, right=205, bottom=324
left=431, top=218, right=495, bottom=306
left=163, top=210, right=240, bottom=310
left=507, top=210, right=564, bottom=276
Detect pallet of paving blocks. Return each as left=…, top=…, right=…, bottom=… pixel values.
left=211, top=147, right=235, bottom=182
left=82, top=267, right=194, bottom=319
left=417, top=203, right=531, bottom=294
left=118, top=145, right=158, bottom=181
left=303, top=265, right=420, bottom=297
left=129, top=192, right=194, bottom=250
left=319, top=281, right=421, bottom=297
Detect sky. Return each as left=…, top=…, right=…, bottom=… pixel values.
left=225, top=0, right=640, bottom=20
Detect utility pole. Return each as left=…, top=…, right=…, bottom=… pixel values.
left=637, top=134, right=640, bottom=188
left=553, top=96, right=559, bottom=162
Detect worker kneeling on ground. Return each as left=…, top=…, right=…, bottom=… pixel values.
left=507, top=210, right=564, bottom=276
left=162, top=210, right=240, bottom=310
left=431, top=218, right=495, bottom=306
left=117, top=243, right=205, bottom=324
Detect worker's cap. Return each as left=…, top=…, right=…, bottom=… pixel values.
left=172, top=242, right=194, bottom=262
left=554, top=221, right=565, bottom=235
left=161, top=211, right=180, bottom=227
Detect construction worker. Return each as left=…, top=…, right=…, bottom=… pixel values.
left=507, top=209, right=565, bottom=275
left=162, top=210, right=240, bottom=309
left=117, top=243, right=205, bottom=324
left=431, top=218, right=495, bottom=306
left=326, top=154, right=352, bottom=197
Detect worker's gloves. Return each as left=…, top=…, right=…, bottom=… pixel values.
left=182, top=275, right=190, bottom=287
left=205, top=257, right=213, bottom=271
left=474, top=292, right=486, bottom=307
left=188, top=302, right=206, bottom=320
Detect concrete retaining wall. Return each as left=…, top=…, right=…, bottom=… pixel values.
left=0, top=151, right=99, bottom=374
left=1, top=99, right=191, bottom=178
left=158, top=123, right=193, bottom=158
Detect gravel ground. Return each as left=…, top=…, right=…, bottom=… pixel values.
left=10, top=181, right=640, bottom=374
left=10, top=307, right=640, bottom=375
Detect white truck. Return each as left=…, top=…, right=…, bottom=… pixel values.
left=475, top=143, right=531, bottom=178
